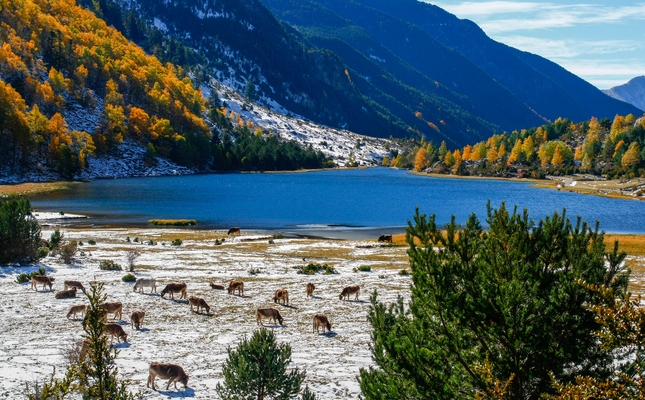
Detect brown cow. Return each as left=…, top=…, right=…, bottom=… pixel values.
left=188, top=296, right=210, bottom=314
left=378, top=234, right=393, bottom=243
left=55, top=287, right=77, bottom=299
left=102, top=302, right=123, bottom=320
left=209, top=282, right=225, bottom=290
left=131, top=310, right=145, bottom=330
left=306, top=282, right=315, bottom=297
left=313, top=314, right=332, bottom=333
left=64, top=280, right=85, bottom=292
left=67, top=304, right=87, bottom=319
left=147, top=362, right=189, bottom=391
left=105, top=323, right=127, bottom=343
left=273, top=289, right=289, bottom=305
left=227, top=227, right=241, bottom=238
left=31, top=275, right=53, bottom=291
left=160, top=283, right=187, bottom=299
left=256, top=308, right=284, bottom=326
left=339, top=285, right=360, bottom=301
left=227, top=280, right=244, bottom=296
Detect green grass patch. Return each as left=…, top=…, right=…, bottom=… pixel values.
left=354, top=265, right=372, bottom=272
left=122, top=273, right=136, bottom=282
left=295, top=263, right=338, bottom=275
left=148, top=219, right=197, bottom=226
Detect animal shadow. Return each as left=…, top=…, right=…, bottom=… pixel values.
left=344, top=299, right=368, bottom=304
left=114, top=320, right=128, bottom=326
left=172, top=299, right=189, bottom=305
left=309, top=295, right=323, bottom=300
left=113, top=342, right=131, bottom=349
left=261, top=324, right=287, bottom=329
left=279, top=304, right=298, bottom=310
left=319, top=331, right=337, bottom=338
left=158, top=387, right=195, bottom=398
left=140, top=292, right=160, bottom=297
left=138, top=328, right=151, bottom=333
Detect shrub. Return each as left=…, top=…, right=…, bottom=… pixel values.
left=296, top=263, right=337, bottom=275
left=121, top=273, right=136, bottom=283
left=78, top=241, right=83, bottom=246
left=37, top=246, right=50, bottom=259
left=399, top=269, right=410, bottom=276
left=87, top=239, right=96, bottom=245
left=60, top=241, right=78, bottom=264
left=171, top=239, right=182, bottom=246
left=99, top=260, right=122, bottom=271
left=16, top=267, right=48, bottom=284
left=248, top=268, right=262, bottom=275
left=0, top=198, right=42, bottom=264
left=49, top=229, right=63, bottom=248
left=355, top=265, right=371, bottom=272
left=133, top=237, right=138, bottom=243
left=272, top=233, right=285, bottom=239
left=147, top=239, right=156, bottom=246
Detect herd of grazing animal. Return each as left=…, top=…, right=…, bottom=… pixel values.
left=27, top=256, right=364, bottom=393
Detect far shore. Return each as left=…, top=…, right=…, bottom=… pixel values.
left=0, top=181, right=81, bottom=197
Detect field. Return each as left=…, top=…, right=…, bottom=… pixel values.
left=0, top=227, right=410, bottom=399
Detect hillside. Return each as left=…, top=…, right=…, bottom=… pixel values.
left=604, top=76, right=645, bottom=112
left=2, top=0, right=395, bottom=183
left=263, top=0, right=641, bottom=131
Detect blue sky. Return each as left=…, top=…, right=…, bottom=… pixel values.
left=426, top=0, right=645, bottom=89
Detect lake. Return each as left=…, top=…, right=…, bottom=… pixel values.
left=29, top=168, right=645, bottom=239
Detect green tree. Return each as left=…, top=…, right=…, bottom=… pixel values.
left=216, top=328, right=313, bottom=400
left=0, top=198, right=42, bottom=264
left=244, top=78, right=258, bottom=102
left=359, top=203, right=629, bottom=399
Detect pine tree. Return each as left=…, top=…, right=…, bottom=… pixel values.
left=359, top=203, right=629, bottom=399
left=0, top=198, right=42, bottom=264
left=216, top=328, right=312, bottom=400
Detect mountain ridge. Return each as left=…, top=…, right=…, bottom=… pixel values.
left=603, top=76, right=645, bottom=112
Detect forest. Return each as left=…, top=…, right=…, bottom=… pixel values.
left=394, top=113, right=645, bottom=179
left=0, top=0, right=330, bottom=179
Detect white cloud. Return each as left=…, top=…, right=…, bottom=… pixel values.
left=554, top=59, right=645, bottom=89
left=430, top=2, right=645, bottom=32
left=502, top=36, right=641, bottom=59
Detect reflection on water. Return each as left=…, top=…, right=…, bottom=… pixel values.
left=29, top=168, right=645, bottom=239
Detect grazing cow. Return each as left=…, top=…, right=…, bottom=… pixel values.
left=160, top=283, right=187, bottom=299
left=377, top=234, right=393, bottom=243
left=210, top=282, right=225, bottom=290
left=131, top=310, right=145, bottom=330
left=102, top=302, right=123, bottom=320
left=82, top=309, right=108, bottom=329
left=306, top=282, right=315, bottom=297
left=31, top=275, right=53, bottom=291
left=105, top=323, right=128, bottom=343
left=313, top=314, right=332, bottom=333
left=133, top=278, right=157, bottom=293
left=227, top=280, right=244, bottom=296
left=188, top=296, right=211, bottom=314
left=67, top=304, right=87, bottom=319
left=227, top=227, right=241, bottom=238
left=147, top=362, right=189, bottom=391
left=273, top=289, right=289, bottom=305
left=339, top=285, right=360, bottom=301
left=64, top=280, right=85, bottom=292
left=55, top=287, right=77, bottom=299
left=256, top=308, right=284, bottom=326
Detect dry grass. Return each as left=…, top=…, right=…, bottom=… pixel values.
left=148, top=219, right=197, bottom=226
left=0, top=181, right=78, bottom=196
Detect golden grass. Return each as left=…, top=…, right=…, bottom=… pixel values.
left=148, top=219, right=197, bottom=226
left=604, top=235, right=645, bottom=257
left=0, top=181, right=78, bottom=196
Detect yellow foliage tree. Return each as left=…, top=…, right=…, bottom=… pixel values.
left=414, top=147, right=427, bottom=171
left=462, top=145, right=472, bottom=160
left=621, top=142, right=641, bottom=168
left=507, top=139, right=522, bottom=164
left=128, top=107, right=150, bottom=140
left=522, top=136, right=535, bottom=160
left=486, top=145, right=499, bottom=163
left=551, top=146, right=564, bottom=166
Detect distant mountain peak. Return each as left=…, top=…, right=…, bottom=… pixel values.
left=603, top=76, right=645, bottom=112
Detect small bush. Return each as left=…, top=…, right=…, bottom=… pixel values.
left=60, top=241, right=78, bottom=264
left=248, top=268, right=262, bottom=275
left=99, top=260, right=122, bottom=271
left=122, top=273, right=136, bottom=282
left=126, top=237, right=131, bottom=243
left=77, top=241, right=83, bottom=246
left=147, top=239, right=157, bottom=246
left=355, top=265, right=371, bottom=272
left=87, top=239, right=96, bottom=245
left=16, top=267, right=47, bottom=284
left=272, top=233, right=285, bottom=239
left=296, top=263, right=338, bottom=275
left=214, top=239, right=222, bottom=245
left=133, top=237, right=139, bottom=243
left=37, top=246, right=50, bottom=259
left=171, top=239, right=183, bottom=246
left=399, top=269, right=410, bottom=276
left=49, top=229, right=63, bottom=248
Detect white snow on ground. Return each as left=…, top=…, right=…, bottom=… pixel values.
left=0, top=227, right=410, bottom=399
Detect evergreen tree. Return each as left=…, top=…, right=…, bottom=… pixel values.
left=216, top=328, right=313, bottom=400
left=244, top=78, right=258, bottom=102
left=359, top=202, right=629, bottom=399
left=0, top=198, right=42, bottom=264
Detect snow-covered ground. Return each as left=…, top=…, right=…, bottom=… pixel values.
left=214, top=82, right=399, bottom=168
left=0, top=227, right=411, bottom=399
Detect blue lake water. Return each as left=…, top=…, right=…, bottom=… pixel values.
left=29, top=168, right=645, bottom=238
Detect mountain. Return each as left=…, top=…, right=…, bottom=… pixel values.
left=263, top=0, right=641, bottom=127
left=603, top=76, right=645, bottom=112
